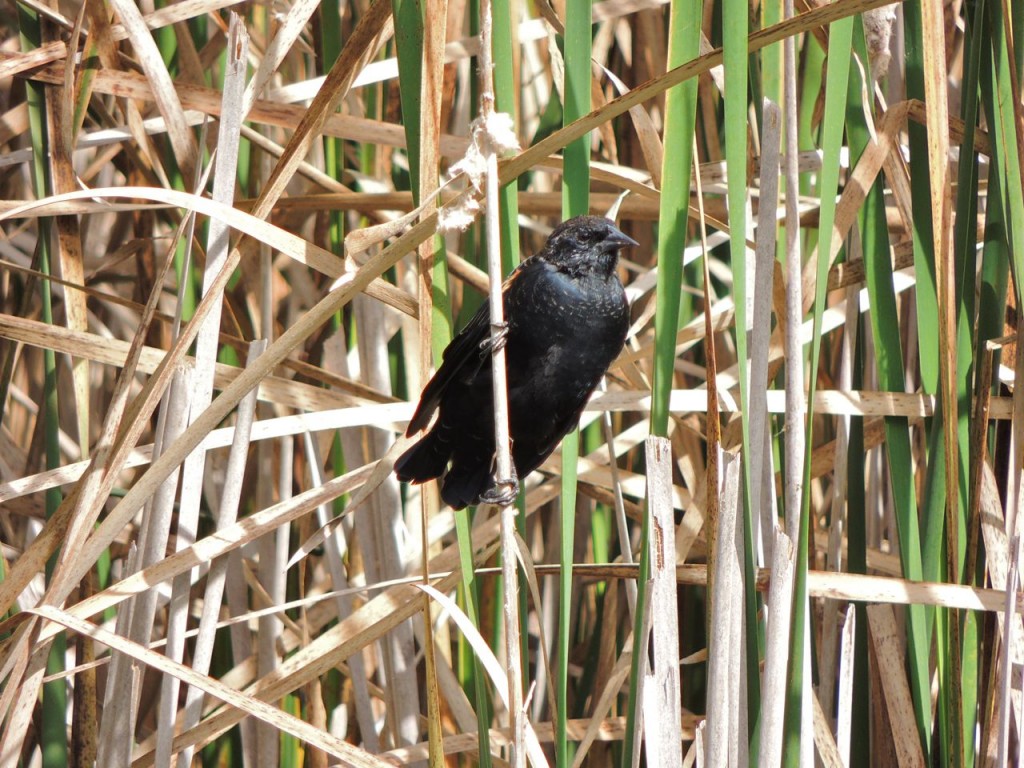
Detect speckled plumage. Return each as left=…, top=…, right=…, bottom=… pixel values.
left=394, top=216, right=636, bottom=509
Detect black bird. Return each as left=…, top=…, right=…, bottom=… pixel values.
left=395, top=215, right=636, bottom=509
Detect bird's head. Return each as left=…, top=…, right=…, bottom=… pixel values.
left=540, top=215, right=638, bottom=277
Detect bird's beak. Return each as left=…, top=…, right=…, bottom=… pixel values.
left=604, top=227, right=639, bottom=252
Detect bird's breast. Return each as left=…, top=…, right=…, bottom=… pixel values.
left=505, top=268, right=628, bottom=383
left=517, top=268, right=625, bottom=326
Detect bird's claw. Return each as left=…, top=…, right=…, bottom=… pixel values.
left=480, top=321, right=509, bottom=353
left=480, top=467, right=519, bottom=506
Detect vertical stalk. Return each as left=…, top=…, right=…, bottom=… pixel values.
left=18, top=5, right=66, bottom=766
left=479, top=0, right=523, bottom=763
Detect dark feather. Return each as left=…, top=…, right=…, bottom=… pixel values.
left=394, top=215, right=636, bottom=509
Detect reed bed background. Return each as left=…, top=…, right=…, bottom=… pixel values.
left=0, top=0, right=1019, bottom=765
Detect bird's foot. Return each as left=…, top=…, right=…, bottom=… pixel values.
left=479, top=321, right=509, bottom=353
left=480, top=467, right=519, bottom=506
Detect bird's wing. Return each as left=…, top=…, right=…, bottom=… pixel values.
left=405, top=299, right=492, bottom=434
left=514, top=400, right=588, bottom=478
left=406, top=261, right=531, bottom=435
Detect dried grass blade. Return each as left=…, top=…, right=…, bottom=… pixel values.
left=241, top=0, right=323, bottom=113
left=570, top=646, right=633, bottom=768
left=129, top=536, right=490, bottom=764
left=919, top=1, right=962, bottom=756
left=0, top=208, right=200, bottom=743
left=835, top=605, right=856, bottom=763
left=24, top=61, right=439, bottom=153
left=107, top=0, right=197, bottom=183
left=505, top=532, right=555, bottom=726
left=866, top=605, right=926, bottom=768
left=751, top=99, right=781, bottom=563
left=642, top=437, right=683, bottom=768
left=30, top=605, right=392, bottom=768
left=351, top=293, right=422, bottom=751
left=757, top=529, right=795, bottom=767
left=810, top=688, right=844, bottom=767
left=46, top=466, right=377, bottom=638
left=106, top=0, right=248, bottom=41
left=154, top=21, right=248, bottom=765
left=602, top=66, right=663, bottom=187
left=978, top=461, right=1024, bottom=747
left=48, top=2, right=89, bottom=458
left=300, top=433, right=381, bottom=750
left=498, top=0, right=904, bottom=188
left=1, top=187, right=415, bottom=314
left=0, top=40, right=66, bottom=79
left=175, top=337, right=265, bottom=767
left=2, top=210, right=438, bottom=618
left=96, top=366, right=194, bottom=768
left=249, top=0, right=393, bottom=221
left=704, top=453, right=742, bottom=764
left=415, top=584, right=548, bottom=767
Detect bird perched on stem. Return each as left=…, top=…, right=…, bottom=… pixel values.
left=395, top=215, right=636, bottom=509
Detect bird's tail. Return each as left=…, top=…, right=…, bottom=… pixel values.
left=441, top=462, right=493, bottom=510
left=394, top=430, right=451, bottom=484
